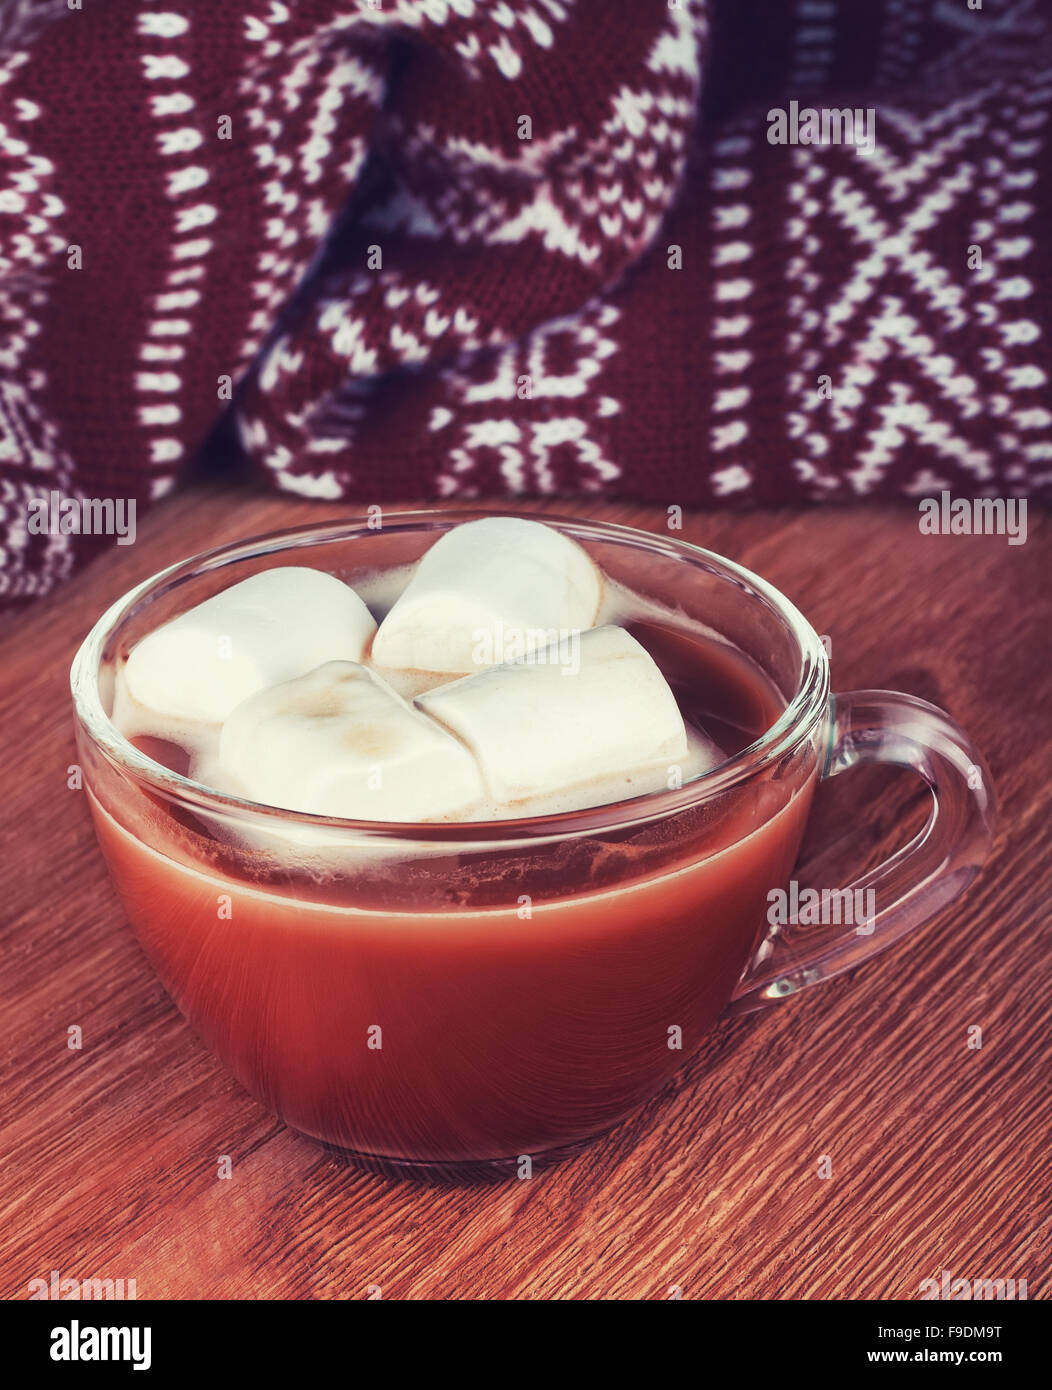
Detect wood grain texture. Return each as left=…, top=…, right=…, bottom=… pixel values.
left=1, top=485, right=1049, bottom=1301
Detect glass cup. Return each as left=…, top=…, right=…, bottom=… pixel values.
left=70, top=511, right=995, bottom=1174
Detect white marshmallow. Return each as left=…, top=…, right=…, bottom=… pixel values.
left=371, top=516, right=602, bottom=674
left=122, top=567, right=377, bottom=727
left=416, top=625, right=691, bottom=806
left=218, top=661, right=485, bottom=821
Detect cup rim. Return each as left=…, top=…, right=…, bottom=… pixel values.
left=70, top=508, right=830, bottom=843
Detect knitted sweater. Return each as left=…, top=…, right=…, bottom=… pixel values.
left=0, top=0, right=1048, bottom=603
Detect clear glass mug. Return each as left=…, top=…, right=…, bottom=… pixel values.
left=70, top=511, right=995, bottom=1174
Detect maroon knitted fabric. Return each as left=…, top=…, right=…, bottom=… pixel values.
left=0, top=0, right=1048, bottom=603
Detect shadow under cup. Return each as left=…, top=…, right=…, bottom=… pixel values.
left=70, top=512, right=988, bottom=1172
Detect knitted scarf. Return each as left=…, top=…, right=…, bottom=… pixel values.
left=1, top=0, right=1048, bottom=603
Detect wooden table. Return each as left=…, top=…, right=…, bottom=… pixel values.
left=2, top=484, right=1048, bottom=1300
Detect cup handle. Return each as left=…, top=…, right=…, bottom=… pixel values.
left=726, top=690, right=996, bottom=1017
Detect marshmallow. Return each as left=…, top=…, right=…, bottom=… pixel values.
left=122, top=567, right=377, bottom=727
left=218, top=661, right=485, bottom=821
left=371, top=516, right=602, bottom=674
left=416, top=625, right=691, bottom=806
